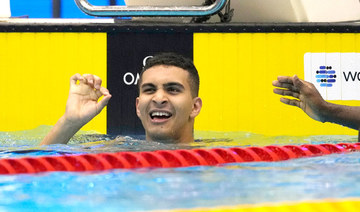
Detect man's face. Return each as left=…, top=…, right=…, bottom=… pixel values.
left=136, top=65, right=202, bottom=143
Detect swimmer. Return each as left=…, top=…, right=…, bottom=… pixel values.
left=272, top=75, right=360, bottom=134
left=40, top=53, right=202, bottom=145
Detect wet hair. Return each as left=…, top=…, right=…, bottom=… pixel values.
left=139, top=52, right=200, bottom=97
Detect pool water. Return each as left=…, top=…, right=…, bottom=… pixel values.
left=0, top=127, right=359, bottom=211
left=1, top=152, right=360, bottom=211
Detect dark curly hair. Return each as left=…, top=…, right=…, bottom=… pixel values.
left=139, top=52, right=200, bottom=97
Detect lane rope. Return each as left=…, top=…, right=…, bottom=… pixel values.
left=0, top=143, right=359, bottom=174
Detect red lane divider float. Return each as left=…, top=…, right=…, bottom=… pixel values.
left=0, top=143, right=359, bottom=175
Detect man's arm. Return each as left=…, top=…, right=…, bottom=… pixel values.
left=40, top=74, right=111, bottom=145
left=272, top=75, right=360, bottom=130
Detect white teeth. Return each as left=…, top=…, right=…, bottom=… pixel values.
left=151, top=111, right=171, bottom=117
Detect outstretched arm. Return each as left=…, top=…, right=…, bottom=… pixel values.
left=272, top=75, right=360, bottom=130
left=40, top=74, right=112, bottom=145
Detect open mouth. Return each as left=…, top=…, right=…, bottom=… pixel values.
left=150, top=111, right=172, bottom=120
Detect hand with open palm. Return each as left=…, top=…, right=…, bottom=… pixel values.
left=272, top=75, right=327, bottom=123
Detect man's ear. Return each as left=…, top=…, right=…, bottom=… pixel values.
left=136, top=97, right=141, bottom=118
left=190, top=97, right=202, bottom=119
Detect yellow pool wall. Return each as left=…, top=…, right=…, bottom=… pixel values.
left=0, top=32, right=359, bottom=136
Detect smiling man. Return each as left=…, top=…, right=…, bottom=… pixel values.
left=136, top=53, right=202, bottom=143
left=40, top=53, right=202, bottom=145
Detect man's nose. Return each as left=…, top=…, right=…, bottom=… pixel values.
left=152, top=89, right=168, bottom=105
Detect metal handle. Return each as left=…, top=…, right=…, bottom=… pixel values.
left=74, top=0, right=227, bottom=17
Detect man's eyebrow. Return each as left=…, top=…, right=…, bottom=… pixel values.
left=140, top=83, right=155, bottom=89
left=164, top=82, right=185, bottom=89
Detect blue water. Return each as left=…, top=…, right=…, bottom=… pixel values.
left=0, top=128, right=359, bottom=211
left=0, top=152, right=359, bottom=211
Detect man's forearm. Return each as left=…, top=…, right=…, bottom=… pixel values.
left=322, top=102, right=360, bottom=130
left=40, top=116, right=83, bottom=145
